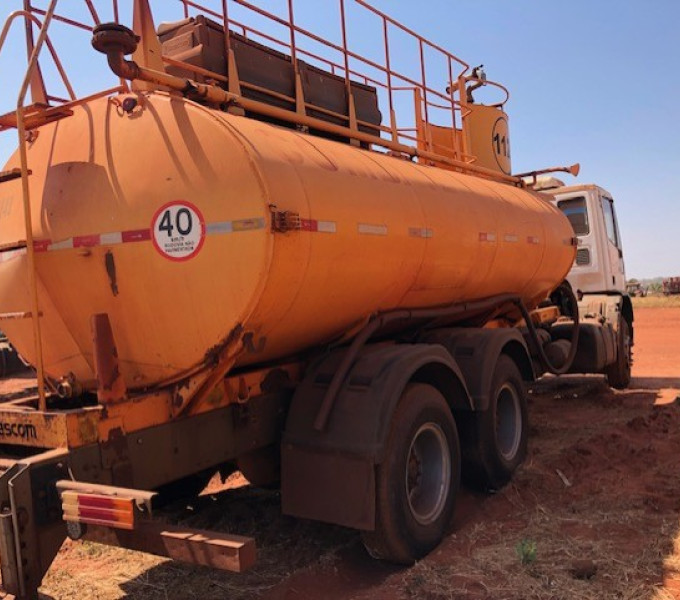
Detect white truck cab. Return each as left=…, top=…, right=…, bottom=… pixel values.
left=527, top=177, right=634, bottom=389
left=535, top=179, right=626, bottom=295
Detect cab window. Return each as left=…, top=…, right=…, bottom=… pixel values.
left=557, top=196, right=589, bottom=236
left=601, top=196, right=620, bottom=248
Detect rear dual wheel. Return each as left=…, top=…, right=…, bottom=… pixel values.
left=362, top=384, right=460, bottom=564
left=464, top=355, right=528, bottom=491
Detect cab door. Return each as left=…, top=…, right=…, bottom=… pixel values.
left=600, top=194, right=626, bottom=292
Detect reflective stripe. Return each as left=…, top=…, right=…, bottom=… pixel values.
left=358, top=223, right=388, bottom=236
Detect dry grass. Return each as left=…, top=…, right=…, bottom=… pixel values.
left=29, top=380, right=680, bottom=600
left=399, top=494, right=679, bottom=600
left=395, top=382, right=680, bottom=600
left=41, top=486, right=357, bottom=600
left=633, top=295, right=680, bottom=309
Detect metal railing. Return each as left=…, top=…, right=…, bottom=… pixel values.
left=178, top=0, right=475, bottom=155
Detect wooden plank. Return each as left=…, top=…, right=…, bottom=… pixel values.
left=84, top=522, right=257, bottom=573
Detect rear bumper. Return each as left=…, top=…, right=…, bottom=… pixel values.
left=0, top=446, right=257, bottom=599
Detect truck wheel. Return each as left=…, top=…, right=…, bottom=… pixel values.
left=464, top=355, right=528, bottom=491
left=605, top=317, right=632, bottom=389
left=362, top=384, right=460, bottom=564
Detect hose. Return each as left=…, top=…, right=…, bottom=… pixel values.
left=514, top=283, right=580, bottom=376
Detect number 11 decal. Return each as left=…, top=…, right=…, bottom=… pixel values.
left=491, top=116, right=511, bottom=175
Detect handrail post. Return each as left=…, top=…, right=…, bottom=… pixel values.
left=287, top=0, right=297, bottom=65
left=222, top=0, right=231, bottom=54
left=16, top=0, right=61, bottom=412
left=22, top=0, right=48, bottom=105
left=447, top=56, right=460, bottom=160
left=382, top=16, right=398, bottom=143
left=457, top=73, right=472, bottom=160
left=339, top=0, right=359, bottom=145
left=339, top=0, right=350, bottom=91
left=287, top=0, right=307, bottom=121
left=418, top=39, right=432, bottom=153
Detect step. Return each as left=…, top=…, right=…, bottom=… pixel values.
left=0, top=241, right=28, bottom=252
left=0, top=103, right=74, bottom=132
left=0, top=311, right=41, bottom=321
left=0, top=169, right=27, bottom=184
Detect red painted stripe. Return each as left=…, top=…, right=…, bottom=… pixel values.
left=300, top=219, right=319, bottom=232
left=78, top=495, right=118, bottom=509
left=73, top=234, right=101, bottom=248
left=34, top=240, right=50, bottom=252
left=121, top=229, right=151, bottom=243
left=77, top=507, right=128, bottom=522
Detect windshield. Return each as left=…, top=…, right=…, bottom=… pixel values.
left=557, top=196, right=589, bottom=236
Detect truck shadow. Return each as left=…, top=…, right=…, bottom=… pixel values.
left=113, top=484, right=399, bottom=600
left=631, top=376, right=680, bottom=392
left=41, top=376, right=680, bottom=599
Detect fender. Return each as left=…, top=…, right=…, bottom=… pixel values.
left=621, top=294, right=634, bottom=343
left=281, top=342, right=470, bottom=530
left=419, top=327, right=534, bottom=411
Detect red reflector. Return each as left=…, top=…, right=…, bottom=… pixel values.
left=61, top=491, right=135, bottom=530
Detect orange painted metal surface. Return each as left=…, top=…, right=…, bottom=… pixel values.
left=0, top=91, right=575, bottom=391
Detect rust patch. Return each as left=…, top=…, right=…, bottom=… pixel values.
left=243, top=332, right=267, bottom=354
left=104, top=250, right=119, bottom=296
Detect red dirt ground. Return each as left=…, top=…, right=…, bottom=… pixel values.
left=0, top=306, right=679, bottom=599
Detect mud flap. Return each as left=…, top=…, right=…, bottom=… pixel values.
left=282, top=343, right=471, bottom=530
left=0, top=449, right=69, bottom=600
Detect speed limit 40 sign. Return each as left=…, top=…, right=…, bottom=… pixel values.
left=152, top=201, right=206, bottom=261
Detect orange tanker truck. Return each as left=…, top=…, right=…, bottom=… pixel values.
left=0, top=1, right=633, bottom=596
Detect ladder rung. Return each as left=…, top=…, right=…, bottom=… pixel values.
left=0, top=311, right=42, bottom=321
left=0, top=169, right=30, bottom=184
left=0, top=241, right=28, bottom=252
left=0, top=104, right=73, bottom=132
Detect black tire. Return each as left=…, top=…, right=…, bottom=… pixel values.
left=605, top=316, right=632, bottom=389
left=237, top=445, right=281, bottom=489
left=361, top=383, right=460, bottom=564
left=463, top=355, right=528, bottom=491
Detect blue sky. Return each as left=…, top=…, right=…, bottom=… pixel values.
left=1, top=0, right=678, bottom=278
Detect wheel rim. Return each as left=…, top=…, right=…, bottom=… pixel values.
left=495, top=383, right=522, bottom=461
left=622, top=323, right=631, bottom=371
left=405, top=423, right=451, bottom=525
